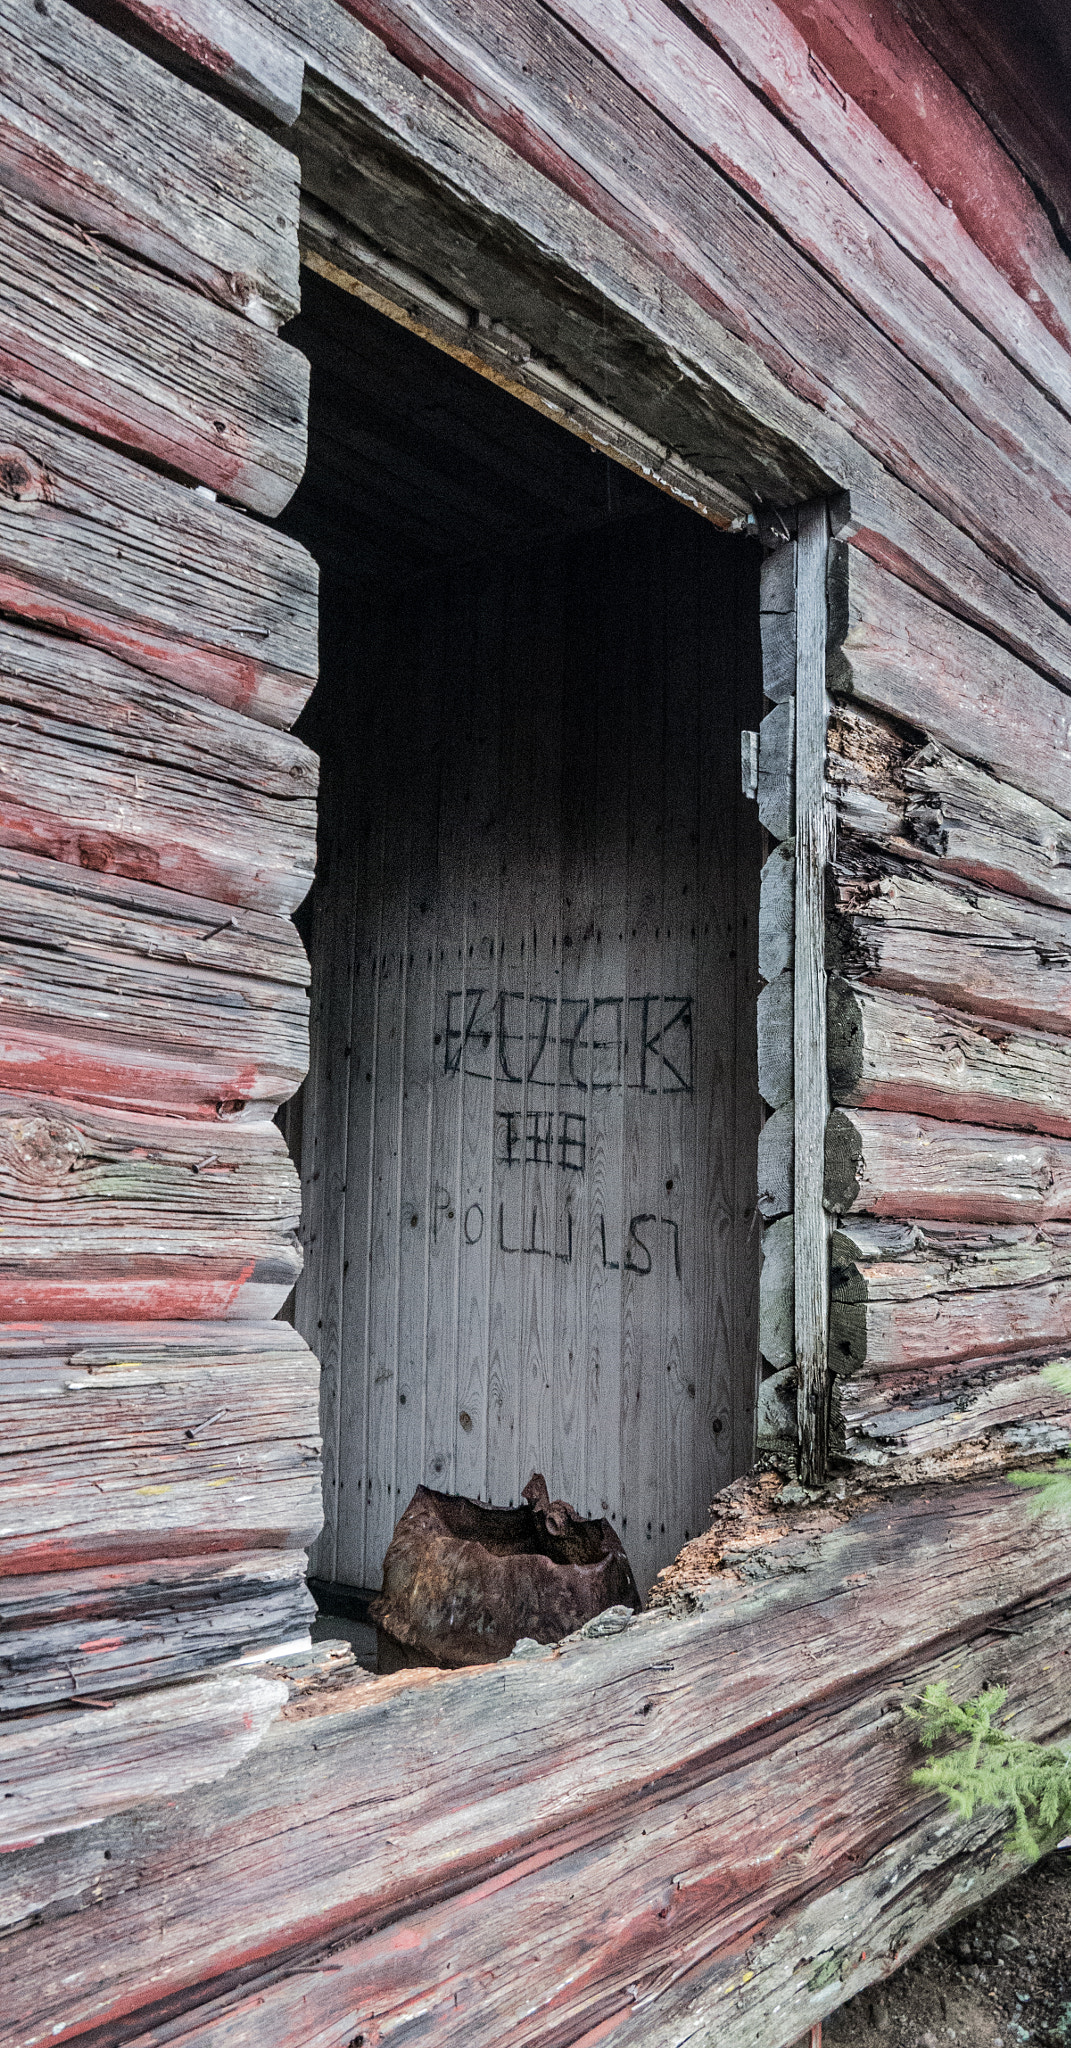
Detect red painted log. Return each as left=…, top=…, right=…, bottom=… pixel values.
left=830, top=1218, right=1071, bottom=1373
left=826, top=1106, right=1071, bottom=1223
left=0, top=186, right=308, bottom=516
left=5, top=1476, right=1070, bottom=2046
left=0, top=393, right=317, bottom=728
left=0, top=0, right=299, bottom=325
left=0, top=622, right=317, bottom=913
left=0, top=1320, right=322, bottom=1575
left=772, top=0, right=1071, bottom=354
left=0, top=850, right=308, bottom=1119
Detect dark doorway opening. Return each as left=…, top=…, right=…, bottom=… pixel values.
left=283, top=268, right=763, bottom=1610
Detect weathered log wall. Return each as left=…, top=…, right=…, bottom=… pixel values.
left=5, top=0, right=1071, bottom=2044
left=0, top=0, right=321, bottom=1731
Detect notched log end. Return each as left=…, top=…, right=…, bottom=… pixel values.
left=824, top=1108, right=863, bottom=1215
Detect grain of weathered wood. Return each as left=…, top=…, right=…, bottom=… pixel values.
left=0, top=1320, right=322, bottom=1573
left=0, top=0, right=299, bottom=325
left=285, top=24, right=1071, bottom=687
left=757, top=969, right=793, bottom=1110
left=0, top=1091, right=299, bottom=1318
left=53, top=1604, right=1069, bottom=2048
left=1, top=1549, right=314, bottom=1711
left=0, top=186, right=308, bottom=515
left=108, top=0, right=305, bottom=123
left=751, top=0, right=1071, bottom=364
left=3, top=1669, right=290, bottom=1850
left=830, top=547, right=1071, bottom=824
left=827, top=1107, right=1071, bottom=1224
left=828, top=702, right=1071, bottom=916
left=757, top=698, right=794, bottom=841
left=329, top=0, right=1071, bottom=618
left=0, top=392, right=317, bottom=728
left=0, top=623, right=316, bottom=912
left=550, top=0, right=1071, bottom=479
left=830, top=1217, right=1071, bottom=1373
left=685, top=0, right=1071, bottom=397
left=828, top=978, right=1071, bottom=1138
left=759, top=1212, right=793, bottom=1370
left=830, top=851, right=1071, bottom=1040
left=0, top=851, right=308, bottom=1118
left=757, top=1101, right=793, bottom=1221
left=838, top=1350, right=1071, bottom=1474
left=6, top=1474, right=1069, bottom=2046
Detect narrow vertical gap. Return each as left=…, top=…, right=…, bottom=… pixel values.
left=793, top=499, right=833, bottom=1486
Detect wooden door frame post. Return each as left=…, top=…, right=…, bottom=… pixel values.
left=794, top=499, right=833, bottom=1485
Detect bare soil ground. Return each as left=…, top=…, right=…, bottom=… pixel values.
left=825, top=1852, right=1071, bottom=2047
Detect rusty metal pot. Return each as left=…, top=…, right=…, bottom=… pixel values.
left=371, top=1472, right=641, bottom=1671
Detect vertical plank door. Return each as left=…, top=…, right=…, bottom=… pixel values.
left=305, top=504, right=762, bottom=1596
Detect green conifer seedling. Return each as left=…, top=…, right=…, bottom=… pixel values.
left=906, top=1683, right=1071, bottom=1861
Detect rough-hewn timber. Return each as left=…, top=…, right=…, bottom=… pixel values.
left=0, top=850, right=308, bottom=1118
left=0, top=622, right=317, bottom=912
left=0, top=393, right=317, bottom=728
left=0, top=0, right=300, bottom=325
left=0, top=185, right=308, bottom=514
left=828, top=979, right=1071, bottom=1136
left=0, top=1320, right=322, bottom=1576
left=830, top=1217, right=1071, bottom=1373
left=5, top=1479, right=1070, bottom=2048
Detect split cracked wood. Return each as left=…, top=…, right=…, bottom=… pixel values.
left=0, top=1091, right=300, bottom=1319
left=828, top=979, right=1071, bottom=1138
left=0, top=1320, right=322, bottom=1573
left=826, top=1107, right=1071, bottom=1224
left=828, top=701, right=1071, bottom=916
left=108, top=0, right=305, bottom=124
left=0, top=850, right=309, bottom=1118
left=0, top=0, right=300, bottom=325
left=838, top=1351, right=1071, bottom=1474
left=830, top=1217, right=1071, bottom=1373
left=0, top=184, right=308, bottom=515
left=5, top=1475, right=1070, bottom=2046
left=1, top=1549, right=314, bottom=1712
left=829, top=851, right=1071, bottom=1039
left=0, top=392, right=318, bottom=727
left=0, top=622, right=317, bottom=913
left=829, top=548, right=1071, bottom=823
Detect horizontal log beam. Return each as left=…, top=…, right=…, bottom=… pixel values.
left=0, top=1549, right=314, bottom=1712
left=829, top=701, right=1071, bottom=915
left=828, top=978, right=1071, bottom=1138
left=0, top=850, right=308, bottom=1119
left=688, top=0, right=1071, bottom=381
left=838, top=1351, right=1071, bottom=1475
left=826, top=1106, right=1071, bottom=1224
left=3, top=1666, right=292, bottom=1851
left=106, top=0, right=305, bottom=124
left=0, top=186, right=308, bottom=516
left=286, top=11, right=1071, bottom=685
left=0, top=623, right=317, bottom=914
left=7, top=1473, right=1070, bottom=2045
left=830, top=852, right=1071, bottom=1038
left=830, top=1217, right=1071, bottom=1373
left=0, top=1320, right=322, bottom=1574
left=0, top=393, right=317, bottom=728
left=0, top=0, right=299, bottom=324
left=829, top=547, right=1071, bottom=824
left=329, top=0, right=1071, bottom=621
